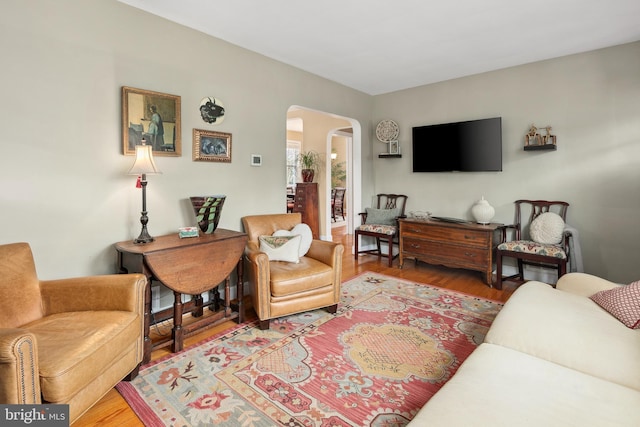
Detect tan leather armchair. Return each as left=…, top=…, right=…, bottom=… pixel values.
left=0, top=242, right=146, bottom=424
left=242, top=213, right=344, bottom=329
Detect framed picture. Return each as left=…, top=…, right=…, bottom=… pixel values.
left=389, top=140, right=399, bottom=154
left=122, top=86, right=181, bottom=156
left=193, top=129, right=232, bottom=163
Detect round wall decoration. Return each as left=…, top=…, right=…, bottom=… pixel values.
left=375, top=120, right=399, bottom=143
left=199, top=97, right=226, bottom=124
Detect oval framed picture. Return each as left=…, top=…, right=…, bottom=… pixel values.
left=199, top=97, right=226, bottom=124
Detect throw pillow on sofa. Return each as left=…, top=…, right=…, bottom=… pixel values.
left=272, top=223, right=313, bottom=257
left=259, top=235, right=301, bottom=263
left=590, top=280, right=640, bottom=329
left=529, top=212, right=565, bottom=244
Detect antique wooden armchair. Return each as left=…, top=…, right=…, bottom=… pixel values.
left=354, top=193, right=408, bottom=267
left=495, top=200, right=570, bottom=289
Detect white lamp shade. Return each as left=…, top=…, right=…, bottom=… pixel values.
left=128, top=144, right=162, bottom=175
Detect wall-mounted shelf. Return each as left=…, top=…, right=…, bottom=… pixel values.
left=524, top=144, right=557, bottom=151
left=378, top=153, right=402, bottom=158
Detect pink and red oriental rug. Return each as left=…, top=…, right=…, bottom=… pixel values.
left=117, top=272, right=502, bottom=426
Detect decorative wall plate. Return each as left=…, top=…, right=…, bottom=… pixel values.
left=199, top=97, right=226, bottom=124
left=375, top=120, right=399, bottom=143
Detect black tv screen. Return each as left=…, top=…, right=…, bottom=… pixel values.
left=412, top=117, right=502, bottom=172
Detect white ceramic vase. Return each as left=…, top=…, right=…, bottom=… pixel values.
left=471, top=197, right=495, bottom=224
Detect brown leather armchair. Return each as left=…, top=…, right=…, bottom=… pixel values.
left=0, top=242, right=146, bottom=424
left=241, top=213, right=344, bottom=330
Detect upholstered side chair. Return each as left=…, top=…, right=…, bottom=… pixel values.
left=241, top=213, right=344, bottom=330
left=354, top=193, right=408, bottom=267
left=0, top=242, right=146, bottom=424
left=495, top=200, right=570, bottom=289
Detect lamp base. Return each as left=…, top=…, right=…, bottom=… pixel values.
left=134, top=211, right=154, bottom=244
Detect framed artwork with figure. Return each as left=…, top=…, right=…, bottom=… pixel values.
left=122, top=86, right=181, bottom=156
left=193, top=129, right=232, bottom=163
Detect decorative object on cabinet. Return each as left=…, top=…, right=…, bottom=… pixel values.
left=495, top=199, right=570, bottom=290
left=122, top=86, right=181, bottom=156
left=199, top=97, right=225, bottom=124
left=524, top=124, right=557, bottom=151
left=128, top=140, right=162, bottom=243
left=292, top=182, right=320, bottom=239
left=471, top=196, right=496, bottom=224
left=355, top=193, right=408, bottom=267
left=189, top=195, right=226, bottom=234
left=193, top=129, right=232, bottom=162
left=298, top=150, right=322, bottom=182
left=376, top=119, right=402, bottom=158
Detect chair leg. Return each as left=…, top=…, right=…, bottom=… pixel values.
left=495, top=251, right=503, bottom=290
left=258, top=319, right=270, bottom=330
left=375, top=238, right=382, bottom=257
left=517, top=259, right=525, bottom=281
left=387, top=236, right=393, bottom=267
left=354, top=231, right=359, bottom=260
left=326, top=304, right=338, bottom=314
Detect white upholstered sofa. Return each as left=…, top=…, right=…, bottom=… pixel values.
left=409, top=272, right=640, bottom=426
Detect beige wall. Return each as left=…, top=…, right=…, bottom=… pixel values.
left=1, top=1, right=638, bottom=284
left=0, top=0, right=372, bottom=278
left=372, top=42, right=640, bottom=283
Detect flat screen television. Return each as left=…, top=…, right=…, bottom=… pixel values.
left=412, top=117, right=502, bottom=172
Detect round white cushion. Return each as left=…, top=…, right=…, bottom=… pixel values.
left=272, top=223, right=313, bottom=257
left=529, top=212, right=565, bottom=244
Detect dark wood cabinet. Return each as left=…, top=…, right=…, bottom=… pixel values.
left=399, top=218, right=501, bottom=285
left=293, top=182, right=319, bottom=239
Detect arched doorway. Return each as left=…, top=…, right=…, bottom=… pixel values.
left=286, top=106, right=361, bottom=241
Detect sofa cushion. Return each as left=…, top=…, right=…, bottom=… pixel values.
left=269, top=256, right=333, bottom=297
left=484, top=281, right=640, bottom=391
left=410, top=343, right=640, bottom=427
left=590, top=280, right=640, bottom=329
left=259, top=235, right=301, bottom=263
left=497, top=240, right=566, bottom=259
left=23, top=311, right=140, bottom=403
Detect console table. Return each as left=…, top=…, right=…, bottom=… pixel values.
left=115, top=229, right=247, bottom=363
left=399, top=218, right=501, bottom=285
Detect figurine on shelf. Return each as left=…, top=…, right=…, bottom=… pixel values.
left=543, top=126, right=557, bottom=145
left=525, top=124, right=542, bottom=146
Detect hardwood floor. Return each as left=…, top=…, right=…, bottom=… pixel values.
left=75, top=226, right=518, bottom=426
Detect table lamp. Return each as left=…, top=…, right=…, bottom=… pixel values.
left=128, top=140, right=161, bottom=243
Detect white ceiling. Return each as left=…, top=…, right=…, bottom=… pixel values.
left=117, top=0, right=640, bottom=95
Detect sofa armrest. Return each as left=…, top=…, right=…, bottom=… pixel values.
left=556, top=272, right=622, bottom=297
left=306, top=240, right=344, bottom=267
left=0, top=329, right=41, bottom=404
left=40, top=273, right=146, bottom=315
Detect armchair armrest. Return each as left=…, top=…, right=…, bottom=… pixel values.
left=306, top=240, right=344, bottom=267
left=0, top=329, right=41, bottom=404
left=40, top=273, right=146, bottom=315
left=556, top=272, right=622, bottom=297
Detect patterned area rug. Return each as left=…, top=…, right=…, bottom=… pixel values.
left=117, top=272, right=502, bottom=426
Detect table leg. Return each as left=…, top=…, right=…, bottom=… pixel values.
left=172, top=291, right=184, bottom=353
left=237, top=256, right=244, bottom=323
left=143, top=278, right=152, bottom=364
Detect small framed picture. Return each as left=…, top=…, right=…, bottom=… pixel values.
left=389, top=140, right=399, bottom=154
left=193, top=129, right=231, bottom=163
left=250, top=154, right=262, bottom=166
